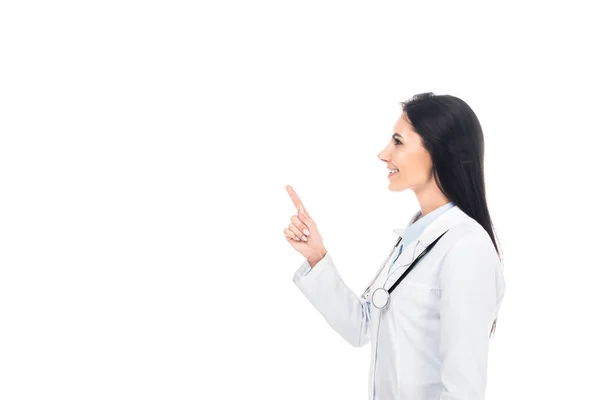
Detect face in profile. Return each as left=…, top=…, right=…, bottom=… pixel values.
left=378, top=112, right=434, bottom=192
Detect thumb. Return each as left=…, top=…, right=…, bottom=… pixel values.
left=300, top=206, right=311, bottom=220
left=298, top=207, right=313, bottom=225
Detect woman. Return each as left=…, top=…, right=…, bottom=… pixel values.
left=283, top=92, right=506, bottom=400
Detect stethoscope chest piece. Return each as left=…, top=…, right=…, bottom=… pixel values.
left=371, top=287, right=390, bottom=309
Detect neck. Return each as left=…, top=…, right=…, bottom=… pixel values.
left=414, top=181, right=451, bottom=218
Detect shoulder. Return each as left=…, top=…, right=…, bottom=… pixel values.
left=445, top=210, right=496, bottom=252
left=441, top=218, right=500, bottom=270
left=444, top=215, right=500, bottom=263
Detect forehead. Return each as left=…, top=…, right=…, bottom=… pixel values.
left=394, top=113, right=415, bottom=136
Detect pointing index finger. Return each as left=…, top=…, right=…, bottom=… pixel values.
left=286, top=185, right=310, bottom=217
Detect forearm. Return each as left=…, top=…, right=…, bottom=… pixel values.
left=292, top=251, right=371, bottom=347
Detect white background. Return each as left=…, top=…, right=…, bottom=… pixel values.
left=1, top=1, right=598, bottom=399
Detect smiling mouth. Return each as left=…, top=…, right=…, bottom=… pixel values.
left=388, top=170, right=399, bottom=178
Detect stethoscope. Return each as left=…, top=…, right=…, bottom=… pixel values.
left=362, top=229, right=450, bottom=309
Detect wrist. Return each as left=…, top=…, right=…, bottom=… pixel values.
left=307, top=249, right=327, bottom=268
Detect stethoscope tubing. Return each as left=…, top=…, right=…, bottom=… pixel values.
left=371, top=229, right=450, bottom=309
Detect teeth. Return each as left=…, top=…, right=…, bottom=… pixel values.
left=389, top=169, right=399, bottom=173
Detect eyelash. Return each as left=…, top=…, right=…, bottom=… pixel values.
left=393, top=138, right=402, bottom=145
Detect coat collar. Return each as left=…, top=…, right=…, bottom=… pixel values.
left=385, top=205, right=468, bottom=278
left=392, top=210, right=422, bottom=238
left=392, top=204, right=467, bottom=247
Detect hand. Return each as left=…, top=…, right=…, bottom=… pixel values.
left=284, top=185, right=327, bottom=265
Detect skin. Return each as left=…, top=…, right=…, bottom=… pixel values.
left=378, top=112, right=450, bottom=217
left=285, top=112, right=451, bottom=267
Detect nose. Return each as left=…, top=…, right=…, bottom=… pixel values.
left=378, top=150, right=389, bottom=163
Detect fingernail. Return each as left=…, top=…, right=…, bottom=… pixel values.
left=295, top=236, right=300, bottom=241
left=302, top=236, right=308, bottom=241
left=303, top=229, right=310, bottom=236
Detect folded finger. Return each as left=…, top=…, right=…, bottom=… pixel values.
left=288, top=224, right=306, bottom=241
left=291, top=215, right=310, bottom=236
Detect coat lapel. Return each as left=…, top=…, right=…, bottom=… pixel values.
left=386, top=205, right=466, bottom=280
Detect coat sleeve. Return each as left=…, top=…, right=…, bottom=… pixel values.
left=438, top=232, right=499, bottom=400
left=292, top=251, right=371, bottom=348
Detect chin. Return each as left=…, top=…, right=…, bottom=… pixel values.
left=388, top=183, right=406, bottom=192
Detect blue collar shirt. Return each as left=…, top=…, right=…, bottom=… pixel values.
left=387, top=201, right=455, bottom=276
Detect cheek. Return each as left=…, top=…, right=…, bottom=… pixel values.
left=412, top=155, right=433, bottom=180
left=391, top=151, right=409, bottom=165
left=393, top=151, right=430, bottom=179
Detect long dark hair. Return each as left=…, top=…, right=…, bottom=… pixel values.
left=400, top=92, right=504, bottom=338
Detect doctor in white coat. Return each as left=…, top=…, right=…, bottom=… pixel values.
left=284, top=92, right=506, bottom=400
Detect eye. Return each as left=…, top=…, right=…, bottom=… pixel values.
left=393, top=138, right=402, bottom=145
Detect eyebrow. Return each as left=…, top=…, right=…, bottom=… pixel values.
left=392, top=133, right=403, bottom=140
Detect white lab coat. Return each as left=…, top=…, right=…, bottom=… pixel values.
left=292, top=205, right=506, bottom=400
